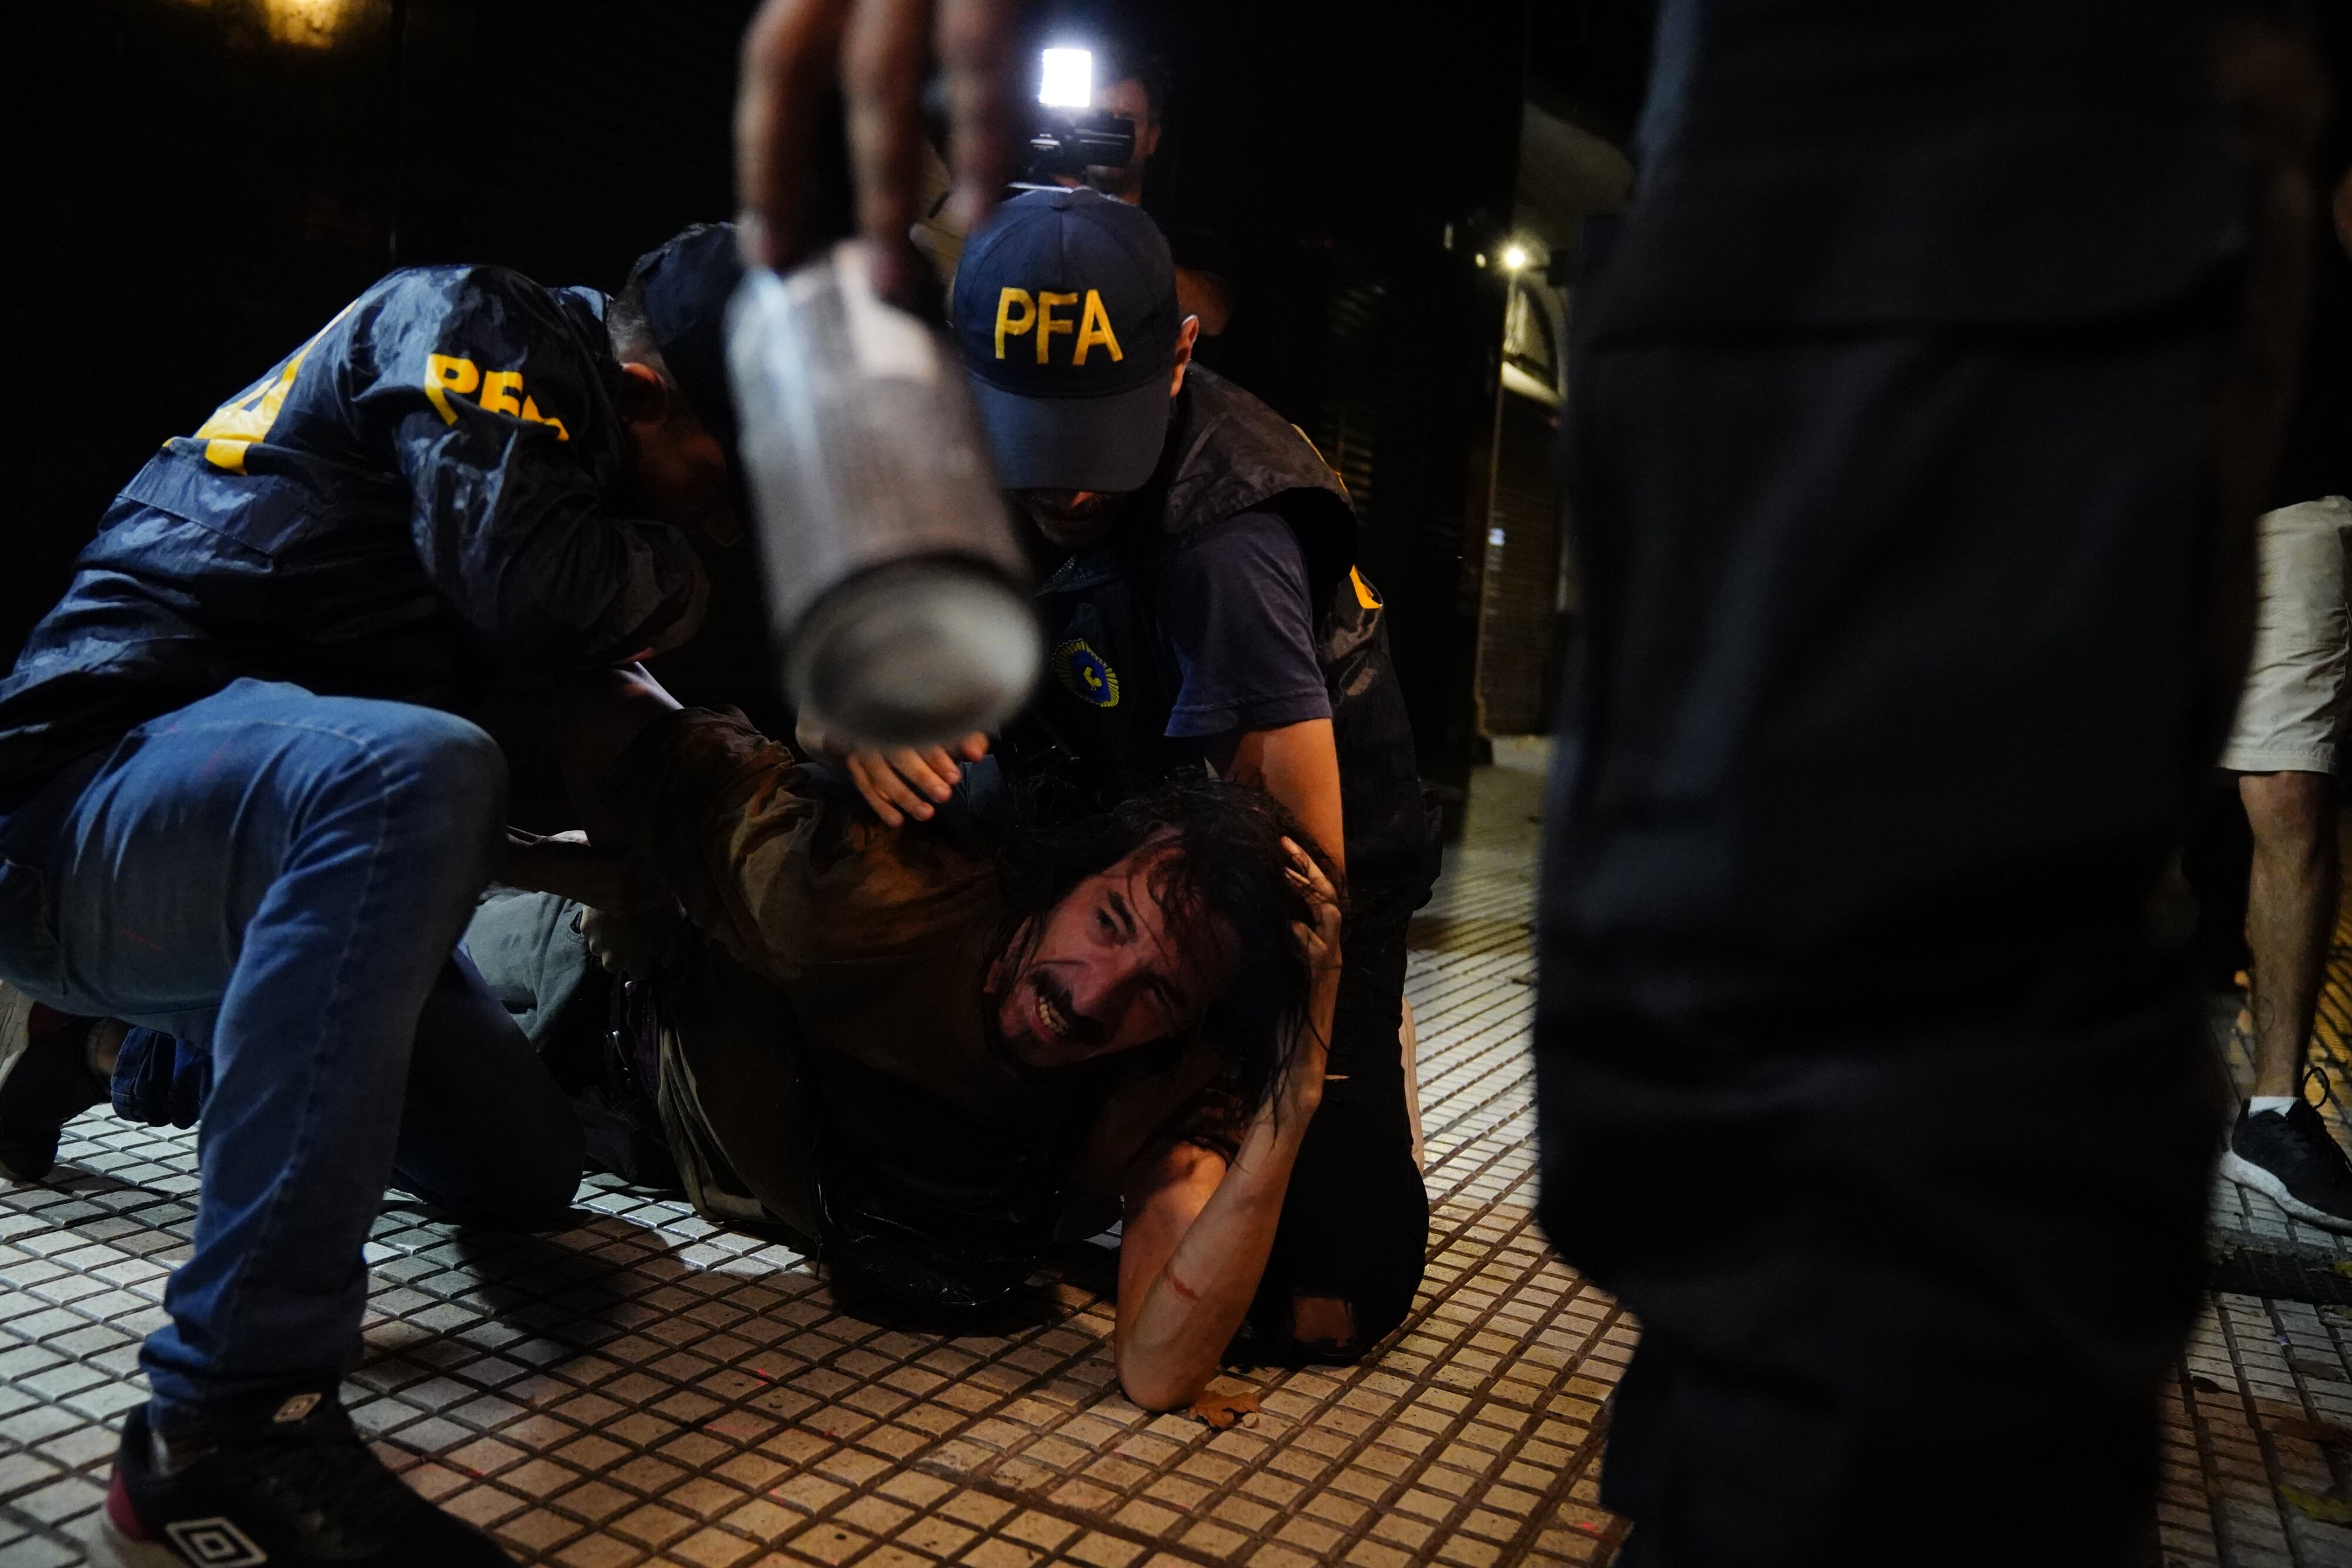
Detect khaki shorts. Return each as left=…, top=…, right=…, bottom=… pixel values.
left=2221, top=495, right=2352, bottom=775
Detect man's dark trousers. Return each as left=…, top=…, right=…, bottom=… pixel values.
left=1528, top=0, right=2272, bottom=1555
left=1536, top=316, right=2233, bottom=1563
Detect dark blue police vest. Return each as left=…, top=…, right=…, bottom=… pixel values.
left=1008, top=368, right=1437, bottom=922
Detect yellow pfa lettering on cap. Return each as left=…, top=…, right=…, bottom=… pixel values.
left=994, top=289, right=1036, bottom=359
left=1034, top=292, right=1078, bottom=364
left=1073, top=290, right=1122, bottom=365
left=996, top=286, right=1125, bottom=367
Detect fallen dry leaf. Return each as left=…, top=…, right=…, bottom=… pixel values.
left=1187, top=1376, right=1260, bottom=1429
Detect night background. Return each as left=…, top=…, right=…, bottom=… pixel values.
left=19, top=10, right=2352, bottom=1566
left=19, top=0, right=1653, bottom=806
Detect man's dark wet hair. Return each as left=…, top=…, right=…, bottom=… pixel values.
left=995, top=778, right=1339, bottom=1112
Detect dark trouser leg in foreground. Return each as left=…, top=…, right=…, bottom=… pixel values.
left=1541, top=969, right=2218, bottom=1568
left=1250, top=915, right=1430, bottom=1359
left=1539, top=312, right=2230, bottom=1562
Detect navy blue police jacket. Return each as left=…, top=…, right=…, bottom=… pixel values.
left=0, top=266, right=710, bottom=810
left=1008, top=368, right=1438, bottom=927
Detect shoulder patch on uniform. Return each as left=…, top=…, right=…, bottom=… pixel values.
left=1054, top=638, right=1121, bottom=707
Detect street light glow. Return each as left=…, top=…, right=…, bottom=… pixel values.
left=1039, top=48, right=1093, bottom=108
left=1502, top=244, right=1529, bottom=271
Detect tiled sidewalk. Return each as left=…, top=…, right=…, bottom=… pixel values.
left=0, top=755, right=1633, bottom=1568
left=13, top=750, right=2351, bottom=1568
left=2176, top=957, right=2352, bottom=1566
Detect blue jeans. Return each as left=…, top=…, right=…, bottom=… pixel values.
left=0, top=680, right=583, bottom=1426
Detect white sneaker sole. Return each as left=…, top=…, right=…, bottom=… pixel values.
left=82, top=1509, right=188, bottom=1567
left=2220, top=1148, right=2352, bottom=1234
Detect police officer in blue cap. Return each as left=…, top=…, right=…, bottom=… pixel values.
left=811, top=187, right=1437, bottom=1365
left=0, top=225, right=744, bottom=1566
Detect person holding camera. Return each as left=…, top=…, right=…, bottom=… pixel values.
left=1051, top=44, right=1234, bottom=337
left=803, top=188, right=1438, bottom=1365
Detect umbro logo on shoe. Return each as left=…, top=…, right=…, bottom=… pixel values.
left=96, top=1399, right=513, bottom=1566
left=164, top=1514, right=269, bottom=1564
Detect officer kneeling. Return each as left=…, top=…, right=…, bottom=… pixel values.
left=0, top=227, right=744, bottom=1567
left=808, top=188, right=1438, bottom=1362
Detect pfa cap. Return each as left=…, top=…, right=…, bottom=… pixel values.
left=951, top=188, right=1181, bottom=493
left=625, top=222, right=746, bottom=460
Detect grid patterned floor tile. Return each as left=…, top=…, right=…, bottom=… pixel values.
left=18, top=749, right=2348, bottom=1568
left=2178, top=932, right=2352, bottom=1566
left=0, top=755, right=1630, bottom=1567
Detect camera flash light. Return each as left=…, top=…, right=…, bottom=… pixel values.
left=1039, top=48, right=1092, bottom=108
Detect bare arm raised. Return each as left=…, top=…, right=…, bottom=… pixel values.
left=1112, top=839, right=1343, bottom=1412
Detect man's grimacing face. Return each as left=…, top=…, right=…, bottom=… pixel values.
left=990, top=840, right=1240, bottom=1069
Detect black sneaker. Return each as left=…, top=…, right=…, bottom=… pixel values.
left=2221, top=1097, right=2352, bottom=1232
left=0, top=981, right=108, bottom=1182
left=86, top=1398, right=514, bottom=1566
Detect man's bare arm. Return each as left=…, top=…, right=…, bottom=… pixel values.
left=1214, top=719, right=1345, bottom=877
left=1113, top=841, right=1342, bottom=1411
